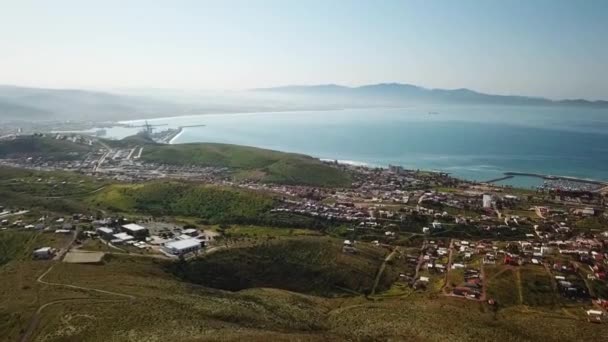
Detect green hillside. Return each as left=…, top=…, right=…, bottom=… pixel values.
left=141, top=143, right=352, bottom=187
left=13, top=254, right=607, bottom=342
left=168, top=237, right=393, bottom=296
left=0, top=136, right=92, bottom=160
left=88, top=182, right=276, bottom=224
left=0, top=231, right=71, bottom=266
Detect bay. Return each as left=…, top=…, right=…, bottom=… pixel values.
left=107, top=105, right=608, bottom=187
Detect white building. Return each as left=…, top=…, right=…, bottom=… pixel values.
left=96, top=227, right=114, bottom=240
left=112, top=232, right=134, bottom=244
left=33, top=247, right=54, bottom=260
left=482, top=194, right=493, bottom=209
left=162, top=238, right=201, bottom=256
left=121, top=223, right=148, bottom=238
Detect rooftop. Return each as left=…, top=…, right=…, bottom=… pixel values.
left=165, top=238, right=201, bottom=250
left=122, top=223, right=146, bottom=231
left=113, top=232, right=134, bottom=241
left=97, top=227, right=113, bottom=234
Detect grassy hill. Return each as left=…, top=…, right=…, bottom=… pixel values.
left=0, top=231, right=39, bottom=267
left=168, top=237, right=393, bottom=296
left=0, top=136, right=92, bottom=160
left=88, top=181, right=276, bottom=224
left=141, top=143, right=352, bottom=187
left=0, top=230, right=72, bottom=266
left=8, top=254, right=606, bottom=342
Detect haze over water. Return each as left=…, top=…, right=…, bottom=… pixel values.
left=117, top=105, right=608, bottom=187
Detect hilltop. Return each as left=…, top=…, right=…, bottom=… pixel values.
left=0, top=135, right=352, bottom=187
left=0, top=135, right=93, bottom=160
left=141, top=142, right=352, bottom=187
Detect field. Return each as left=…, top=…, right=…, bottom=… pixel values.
left=520, top=266, right=561, bottom=307
left=486, top=264, right=570, bottom=309
left=0, top=166, right=108, bottom=214
left=141, top=142, right=352, bottom=187
left=485, top=265, right=521, bottom=307
left=224, top=225, right=322, bottom=238
left=0, top=167, right=107, bottom=198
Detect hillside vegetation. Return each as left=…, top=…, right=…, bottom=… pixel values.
left=0, top=231, right=71, bottom=266
left=0, top=136, right=92, bottom=160
left=88, top=182, right=276, bottom=224
left=141, top=143, right=352, bottom=187
left=18, top=255, right=608, bottom=341
left=168, top=237, right=394, bottom=296
left=0, top=166, right=107, bottom=214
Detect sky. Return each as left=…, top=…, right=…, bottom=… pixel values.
left=1, top=0, right=607, bottom=100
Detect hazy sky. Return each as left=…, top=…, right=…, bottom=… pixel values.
left=1, top=0, right=607, bottom=99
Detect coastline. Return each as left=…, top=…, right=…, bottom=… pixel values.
left=117, top=105, right=421, bottom=124
left=98, top=106, right=608, bottom=188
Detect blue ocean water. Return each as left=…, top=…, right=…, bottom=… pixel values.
left=112, top=105, right=608, bottom=187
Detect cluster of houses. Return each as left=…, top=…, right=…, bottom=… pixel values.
left=1, top=211, right=87, bottom=235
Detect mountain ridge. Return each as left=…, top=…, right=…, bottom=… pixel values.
left=1, top=83, right=606, bottom=123
left=254, top=83, right=608, bottom=107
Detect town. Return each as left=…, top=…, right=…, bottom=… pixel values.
left=2, top=132, right=608, bottom=325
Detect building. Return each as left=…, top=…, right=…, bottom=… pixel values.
left=33, top=247, right=54, bottom=260
left=182, top=228, right=199, bottom=237
left=112, top=232, right=134, bottom=244
left=96, top=227, right=114, bottom=240
left=121, top=223, right=148, bottom=239
left=162, top=238, right=202, bottom=256
left=482, top=194, right=493, bottom=209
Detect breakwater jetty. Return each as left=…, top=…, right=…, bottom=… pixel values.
left=164, top=124, right=207, bottom=144
left=503, top=172, right=607, bottom=185
left=484, top=171, right=607, bottom=187
left=483, top=175, right=514, bottom=183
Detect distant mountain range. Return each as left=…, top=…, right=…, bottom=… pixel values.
left=0, top=83, right=606, bottom=123
left=0, top=85, right=193, bottom=122
left=254, top=83, right=608, bottom=108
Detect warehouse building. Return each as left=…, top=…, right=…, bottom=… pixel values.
left=121, top=223, right=149, bottom=239
left=112, top=232, right=134, bottom=244
left=162, top=238, right=202, bottom=257
left=96, top=227, right=115, bottom=240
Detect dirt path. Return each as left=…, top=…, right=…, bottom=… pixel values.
left=37, top=265, right=136, bottom=299
left=410, top=241, right=427, bottom=287
left=41, top=185, right=107, bottom=199
left=370, top=247, right=399, bottom=296
left=19, top=298, right=126, bottom=342
left=440, top=239, right=454, bottom=293
left=515, top=268, right=524, bottom=305
left=20, top=234, right=136, bottom=342
left=480, top=264, right=487, bottom=301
